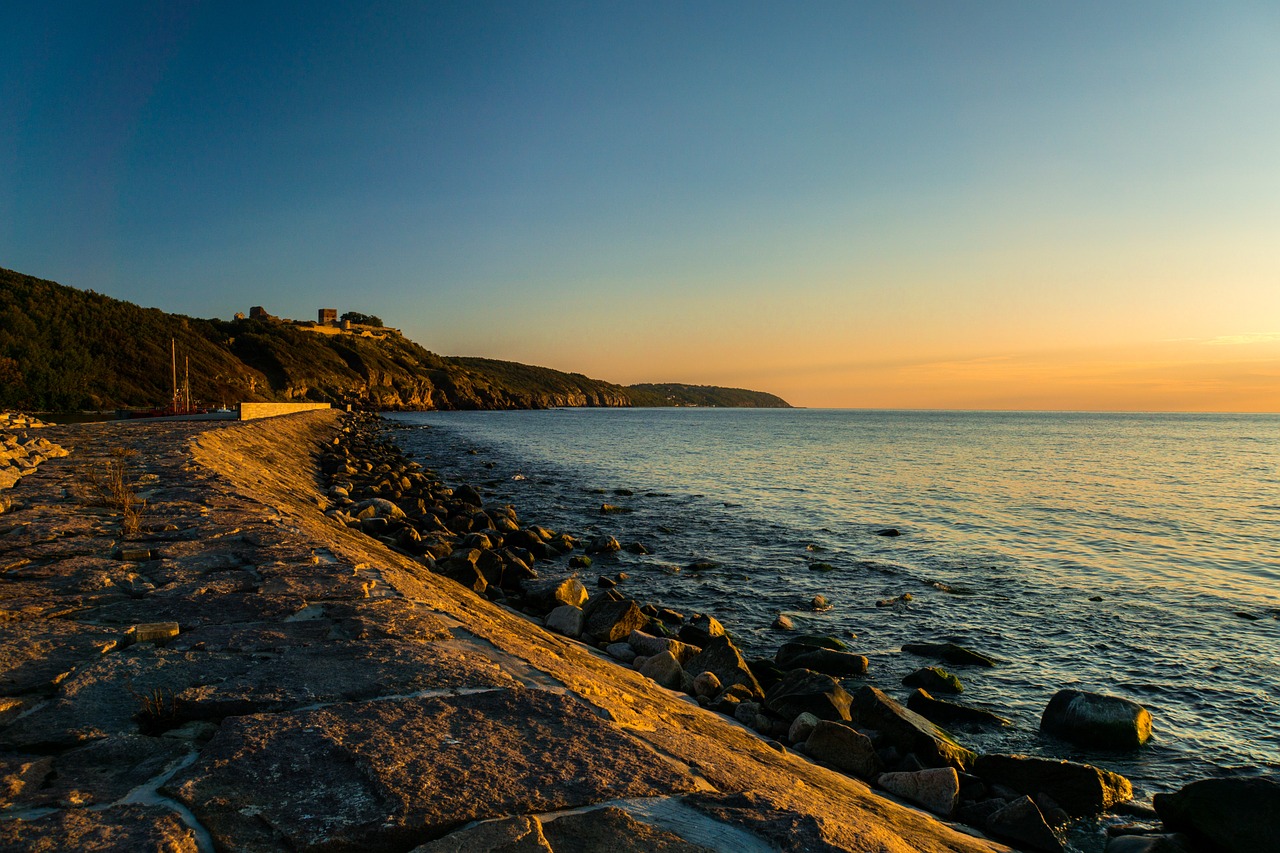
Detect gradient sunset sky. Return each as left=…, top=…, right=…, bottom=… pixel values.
left=3, top=2, right=1278, bottom=410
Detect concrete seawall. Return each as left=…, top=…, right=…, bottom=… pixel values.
left=238, top=402, right=332, bottom=420
left=0, top=412, right=1008, bottom=852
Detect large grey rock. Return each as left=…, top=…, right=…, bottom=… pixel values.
left=851, top=686, right=975, bottom=770
left=683, top=636, right=763, bottom=701
left=582, top=599, right=648, bottom=644
left=545, top=604, right=585, bottom=638
left=804, top=720, right=882, bottom=780
left=520, top=577, right=589, bottom=610
left=974, top=753, right=1133, bottom=817
left=1153, top=776, right=1280, bottom=853
left=877, top=767, right=960, bottom=816
left=774, top=643, right=869, bottom=676
left=986, top=795, right=1062, bottom=852
left=677, top=613, right=725, bottom=647
left=628, top=630, right=700, bottom=665
left=1040, top=689, right=1152, bottom=750
left=764, top=668, right=852, bottom=722
left=638, top=650, right=685, bottom=690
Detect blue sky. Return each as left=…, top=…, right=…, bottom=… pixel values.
left=3, top=2, right=1279, bottom=408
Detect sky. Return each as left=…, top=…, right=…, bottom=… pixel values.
left=2, top=1, right=1279, bottom=410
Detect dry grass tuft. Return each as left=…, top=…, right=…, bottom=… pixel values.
left=78, top=446, right=147, bottom=536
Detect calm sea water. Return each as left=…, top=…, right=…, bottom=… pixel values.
left=388, top=408, right=1279, bottom=832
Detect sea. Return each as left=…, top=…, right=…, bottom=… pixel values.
left=387, top=408, right=1279, bottom=844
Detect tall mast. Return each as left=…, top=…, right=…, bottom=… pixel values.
left=171, top=339, right=178, bottom=411
left=185, top=356, right=191, bottom=411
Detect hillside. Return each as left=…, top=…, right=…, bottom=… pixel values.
left=627, top=383, right=792, bottom=408
left=0, top=268, right=789, bottom=411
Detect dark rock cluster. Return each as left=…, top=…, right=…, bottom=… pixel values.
left=321, top=413, right=1275, bottom=853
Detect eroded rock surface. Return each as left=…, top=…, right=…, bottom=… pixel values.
left=0, top=414, right=1008, bottom=853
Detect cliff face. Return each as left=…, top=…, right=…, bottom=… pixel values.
left=0, top=267, right=788, bottom=411
left=0, top=268, right=633, bottom=411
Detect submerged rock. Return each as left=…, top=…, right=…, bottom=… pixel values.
left=906, top=689, right=1011, bottom=729
left=1040, top=689, right=1152, bottom=750
left=902, top=666, right=963, bottom=694
left=902, top=642, right=997, bottom=667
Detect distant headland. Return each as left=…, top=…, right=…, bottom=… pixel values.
left=0, top=267, right=790, bottom=413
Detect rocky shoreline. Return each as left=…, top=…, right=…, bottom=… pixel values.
left=0, top=410, right=1273, bottom=852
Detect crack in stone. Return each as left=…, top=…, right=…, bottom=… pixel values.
left=117, top=749, right=216, bottom=853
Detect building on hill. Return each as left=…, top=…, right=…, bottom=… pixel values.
left=249, top=306, right=278, bottom=322
left=318, top=308, right=337, bottom=324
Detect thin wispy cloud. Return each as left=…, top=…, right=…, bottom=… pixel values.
left=1201, top=333, right=1280, bottom=346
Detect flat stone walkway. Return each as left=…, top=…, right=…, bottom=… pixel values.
left=0, top=413, right=1009, bottom=852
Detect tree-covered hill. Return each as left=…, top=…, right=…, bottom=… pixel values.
left=626, top=383, right=792, bottom=408
left=0, top=267, right=789, bottom=411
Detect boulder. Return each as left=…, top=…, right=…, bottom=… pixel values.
left=877, top=767, right=960, bottom=816
left=638, top=651, right=685, bottom=690
left=677, top=614, right=725, bottom=647
left=582, top=600, right=647, bottom=644
left=584, top=535, right=621, bottom=555
left=851, top=686, right=975, bottom=771
left=974, top=753, right=1133, bottom=817
left=452, top=484, right=483, bottom=507
left=775, top=643, right=868, bottom=677
left=682, top=636, right=763, bottom=701
left=763, top=669, right=851, bottom=722
left=771, top=614, right=795, bottom=631
left=1040, top=689, right=1152, bottom=750
left=902, top=642, right=997, bottom=667
left=787, top=712, right=820, bottom=744
left=902, top=666, right=963, bottom=694
left=1153, top=776, right=1280, bottom=853
left=691, top=671, right=721, bottom=699
left=544, top=605, right=585, bottom=638
left=789, top=634, right=847, bottom=651
left=906, top=689, right=1011, bottom=729
left=520, top=577, right=589, bottom=610
left=804, top=720, right=882, bottom=780
left=604, top=643, right=636, bottom=664
left=985, top=795, right=1063, bottom=852
left=627, top=630, right=699, bottom=666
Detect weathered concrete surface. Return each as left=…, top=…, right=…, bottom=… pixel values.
left=0, top=413, right=1010, bottom=852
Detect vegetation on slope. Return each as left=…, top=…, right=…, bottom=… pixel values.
left=0, top=267, right=788, bottom=411
left=626, top=383, right=792, bottom=408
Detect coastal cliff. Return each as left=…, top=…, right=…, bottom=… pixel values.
left=0, top=412, right=998, bottom=851
left=0, top=267, right=786, bottom=412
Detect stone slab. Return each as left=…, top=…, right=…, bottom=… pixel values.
left=166, top=689, right=699, bottom=852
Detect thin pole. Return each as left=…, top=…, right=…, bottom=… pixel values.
left=171, top=339, right=178, bottom=411
left=185, top=356, right=190, bottom=412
